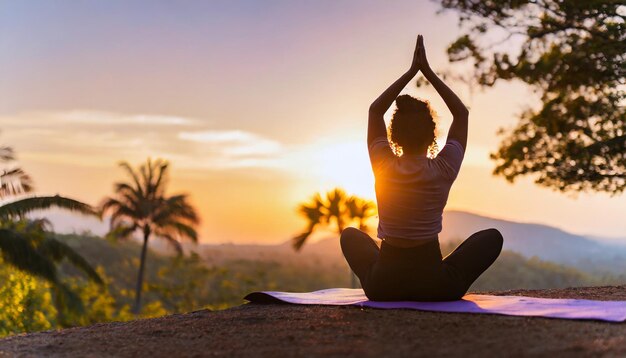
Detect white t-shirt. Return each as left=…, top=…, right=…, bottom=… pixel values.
left=368, top=136, right=465, bottom=241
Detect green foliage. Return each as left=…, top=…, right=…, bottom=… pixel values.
left=0, top=227, right=58, bottom=283
left=441, top=0, right=625, bottom=193
left=0, top=222, right=104, bottom=322
left=0, top=143, right=103, bottom=329
left=146, top=253, right=214, bottom=312
left=100, top=158, right=199, bottom=314
left=53, top=233, right=353, bottom=312
left=0, top=262, right=56, bottom=336
left=2, top=232, right=624, bottom=338
left=57, top=268, right=132, bottom=326
left=0, top=144, right=99, bottom=286
left=0, top=196, right=97, bottom=220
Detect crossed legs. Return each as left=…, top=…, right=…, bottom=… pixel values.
left=339, top=227, right=379, bottom=288
left=442, top=228, right=503, bottom=295
left=340, top=227, right=503, bottom=300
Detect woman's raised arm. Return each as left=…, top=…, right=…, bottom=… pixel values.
left=417, top=35, right=469, bottom=150
left=368, top=36, right=421, bottom=145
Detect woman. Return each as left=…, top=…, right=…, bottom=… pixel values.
left=340, top=35, right=503, bottom=301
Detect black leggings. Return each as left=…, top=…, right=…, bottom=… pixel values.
left=340, top=228, right=503, bottom=301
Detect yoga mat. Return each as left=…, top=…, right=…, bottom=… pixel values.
left=244, top=288, right=626, bottom=322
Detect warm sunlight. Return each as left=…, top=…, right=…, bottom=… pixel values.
left=303, top=139, right=376, bottom=200
left=1, top=1, right=625, bottom=355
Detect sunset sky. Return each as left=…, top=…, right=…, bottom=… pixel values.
left=1, top=0, right=624, bottom=244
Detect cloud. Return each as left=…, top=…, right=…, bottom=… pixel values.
left=61, top=111, right=198, bottom=126
left=0, top=110, right=199, bottom=128
left=1, top=110, right=285, bottom=171
left=178, top=130, right=282, bottom=156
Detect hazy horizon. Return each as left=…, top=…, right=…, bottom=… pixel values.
left=2, top=0, right=625, bottom=244
left=39, top=208, right=626, bottom=247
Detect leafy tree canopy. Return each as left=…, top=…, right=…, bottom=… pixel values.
left=441, top=0, right=625, bottom=194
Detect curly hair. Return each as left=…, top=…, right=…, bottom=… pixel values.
left=389, top=94, right=438, bottom=158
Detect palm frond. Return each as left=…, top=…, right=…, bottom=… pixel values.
left=345, top=196, right=376, bottom=231
left=106, top=223, right=138, bottom=241
left=152, top=194, right=200, bottom=225
left=325, top=188, right=349, bottom=232
left=291, top=231, right=312, bottom=251
left=0, top=228, right=58, bottom=283
left=156, top=232, right=183, bottom=255
left=291, top=192, right=329, bottom=251
left=297, top=203, right=324, bottom=225
left=152, top=161, right=169, bottom=198
left=0, top=195, right=97, bottom=220
left=165, top=195, right=199, bottom=223
left=101, top=197, right=141, bottom=228
left=51, top=283, right=85, bottom=321
left=346, top=196, right=376, bottom=218
left=297, top=192, right=326, bottom=223
left=326, top=188, right=347, bottom=211
left=113, top=182, right=143, bottom=203
left=0, top=168, right=34, bottom=198
left=142, top=158, right=161, bottom=198
left=99, top=197, right=123, bottom=214
left=139, top=159, right=153, bottom=197
left=38, top=236, right=104, bottom=285
left=118, top=161, right=145, bottom=198
left=0, top=146, right=15, bottom=161
left=158, top=221, right=198, bottom=242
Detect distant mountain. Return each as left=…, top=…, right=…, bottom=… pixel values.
left=55, top=230, right=624, bottom=297
left=440, top=211, right=626, bottom=274
left=38, top=207, right=626, bottom=274
left=196, top=211, right=626, bottom=275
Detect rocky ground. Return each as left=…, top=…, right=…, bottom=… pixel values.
left=1, top=286, right=625, bottom=357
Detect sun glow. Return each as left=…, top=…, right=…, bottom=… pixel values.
left=299, top=139, right=376, bottom=200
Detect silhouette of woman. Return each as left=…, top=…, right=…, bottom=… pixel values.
left=340, top=35, right=503, bottom=301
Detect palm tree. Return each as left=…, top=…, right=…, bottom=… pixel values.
left=292, top=188, right=376, bottom=287
left=292, top=188, right=376, bottom=250
left=100, top=158, right=199, bottom=314
left=292, top=193, right=326, bottom=251
left=345, top=196, right=376, bottom=231
left=326, top=188, right=348, bottom=232
left=0, top=146, right=33, bottom=196
left=0, top=145, right=103, bottom=324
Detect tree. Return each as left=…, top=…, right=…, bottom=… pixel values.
left=346, top=196, right=377, bottom=232
left=0, top=145, right=103, bottom=324
left=292, top=188, right=376, bottom=251
left=292, top=188, right=376, bottom=288
left=100, top=158, right=200, bottom=314
left=440, top=0, right=625, bottom=193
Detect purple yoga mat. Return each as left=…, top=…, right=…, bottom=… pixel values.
left=244, top=288, right=626, bottom=322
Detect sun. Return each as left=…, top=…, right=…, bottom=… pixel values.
left=305, top=139, right=376, bottom=199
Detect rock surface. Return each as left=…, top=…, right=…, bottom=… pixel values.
left=1, top=286, right=625, bottom=357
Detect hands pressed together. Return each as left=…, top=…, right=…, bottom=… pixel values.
left=409, top=34, right=431, bottom=75
left=368, top=33, right=468, bottom=146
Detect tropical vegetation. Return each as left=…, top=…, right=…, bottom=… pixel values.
left=0, top=145, right=103, bottom=325
left=292, top=188, right=376, bottom=287
left=100, top=158, right=200, bottom=314
left=292, top=188, right=376, bottom=251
